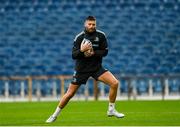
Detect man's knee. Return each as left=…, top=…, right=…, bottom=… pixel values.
left=65, top=83, right=79, bottom=99
left=111, top=79, right=119, bottom=89
left=66, top=91, right=76, bottom=99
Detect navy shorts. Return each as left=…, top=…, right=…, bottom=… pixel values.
left=71, top=67, right=108, bottom=85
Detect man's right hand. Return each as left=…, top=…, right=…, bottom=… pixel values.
left=80, top=39, right=92, bottom=52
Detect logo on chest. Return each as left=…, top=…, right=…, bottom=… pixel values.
left=92, top=37, right=99, bottom=47
left=94, top=37, right=99, bottom=42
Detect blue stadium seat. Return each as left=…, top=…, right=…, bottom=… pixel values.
left=120, top=79, right=129, bottom=93
left=30, top=80, right=37, bottom=95
left=152, top=79, right=163, bottom=93
left=0, top=80, right=5, bottom=95
left=134, top=79, right=149, bottom=94
left=40, top=80, right=54, bottom=96
left=172, top=65, right=180, bottom=74
left=168, top=79, right=180, bottom=93
left=8, top=80, right=21, bottom=95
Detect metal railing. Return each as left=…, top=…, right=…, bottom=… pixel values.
left=0, top=75, right=100, bottom=101
left=0, top=74, right=180, bottom=101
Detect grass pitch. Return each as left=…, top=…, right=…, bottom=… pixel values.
left=0, top=100, right=180, bottom=126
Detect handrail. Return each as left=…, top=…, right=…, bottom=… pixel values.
left=0, top=75, right=73, bottom=101
left=0, top=74, right=180, bottom=101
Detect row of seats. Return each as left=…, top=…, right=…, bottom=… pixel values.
left=0, top=0, right=179, bottom=5
left=0, top=3, right=179, bottom=13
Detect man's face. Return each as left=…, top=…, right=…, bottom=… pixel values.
left=84, top=20, right=96, bottom=33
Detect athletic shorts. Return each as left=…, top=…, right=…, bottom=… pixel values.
left=71, top=67, right=108, bottom=85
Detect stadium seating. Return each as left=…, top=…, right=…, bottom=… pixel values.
left=0, top=0, right=180, bottom=96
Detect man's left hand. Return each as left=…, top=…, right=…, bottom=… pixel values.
left=84, top=48, right=94, bottom=57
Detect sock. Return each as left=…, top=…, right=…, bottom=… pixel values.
left=52, top=106, right=61, bottom=117
left=108, top=103, right=115, bottom=111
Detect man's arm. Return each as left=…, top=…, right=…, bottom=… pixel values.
left=72, top=48, right=84, bottom=59
left=72, top=37, right=93, bottom=59
left=72, top=37, right=84, bottom=59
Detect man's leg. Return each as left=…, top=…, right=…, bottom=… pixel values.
left=46, top=83, right=80, bottom=123
left=98, top=71, right=118, bottom=103
left=58, top=84, right=80, bottom=109
left=98, top=71, right=124, bottom=118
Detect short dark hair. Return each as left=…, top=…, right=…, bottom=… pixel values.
left=85, top=16, right=96, bottom=21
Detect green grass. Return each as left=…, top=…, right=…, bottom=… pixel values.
left=0, top=100, right=180, bottom=126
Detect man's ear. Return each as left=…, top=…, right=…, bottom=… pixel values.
left=84, top=21, right=86, bottom=27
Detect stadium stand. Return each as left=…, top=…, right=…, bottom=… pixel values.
left=0, top=0, right=180, bottom=98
